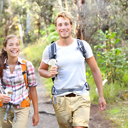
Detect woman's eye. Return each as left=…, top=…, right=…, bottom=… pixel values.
left=9, top=44, right=13, bottom=46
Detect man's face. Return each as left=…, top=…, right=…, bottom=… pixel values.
left=55, top=17, right=72, bottom=39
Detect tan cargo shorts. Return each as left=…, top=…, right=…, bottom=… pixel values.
left=52, top=94, right=90, bottom=128
left=0, top=106, right=30, bottom=128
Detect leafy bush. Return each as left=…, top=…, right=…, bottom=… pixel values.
left=122, top=71, right=128, bottom=87
left=94, top=30, right=128, bottom=84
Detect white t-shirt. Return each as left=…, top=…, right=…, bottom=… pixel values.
left=42, top=38, right=93, bottom=96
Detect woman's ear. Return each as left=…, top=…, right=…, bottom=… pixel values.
left=3, top=46, right=6, bottom=51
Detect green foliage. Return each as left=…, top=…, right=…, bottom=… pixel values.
left=94, top=30, right=128, bottom=84
left=0, top=37, right=4, bottom=45
left=22, top=37, right=47, bottom=69
left=46, top=24, right=59, bottom=44
left=106, top=102, right=128, bottom=128
left=122, top=71, right=128, bottom=87
left=88, top=76, right=126, bottom=104
left=47, top=31, right=59, bottom=44
left=108, top=108, right=120, bottom=115
left=44, top=78, right=53, bottom=95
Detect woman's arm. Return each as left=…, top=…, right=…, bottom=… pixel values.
left=26, top=61, right=39, bottom=126
left=29, top=87, right=39, bottom=126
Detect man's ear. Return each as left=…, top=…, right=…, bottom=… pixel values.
left=71, top=25, right=73, bottom=29
left=55, top=26, right=57, bottom=31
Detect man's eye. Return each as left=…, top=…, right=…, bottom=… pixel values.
left=58, top=24, right=62, bottom=26
left=16, top=43, right=20, bottom=46
left=65, top=23, right=68, bottom=26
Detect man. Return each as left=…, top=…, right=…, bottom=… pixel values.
left=38, top=11, right=106, bottom=128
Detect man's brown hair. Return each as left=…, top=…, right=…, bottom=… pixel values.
left=55, top=11, right=73, bottom=26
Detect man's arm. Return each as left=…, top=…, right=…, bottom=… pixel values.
left=86, top=56, right=106, bottom=111
left=38, top=61, right=58, bottom=78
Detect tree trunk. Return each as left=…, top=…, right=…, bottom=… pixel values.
left=0, top=0, right=3, bottom=22
left=65, top=0, right=68, bottom=12
left=18, top=23, right=24, bottom=47
left=74, top=0, right=86, bottom=40
left=36, top=17, right=41, bottom=39
left=58, top=0, right=64, bottom=11
left=26, top=10, right=31, bottom=43
left=4, top=19, right=13, bottom=37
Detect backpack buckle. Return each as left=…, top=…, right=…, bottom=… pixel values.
left=68, top=89, right=73, bottom=92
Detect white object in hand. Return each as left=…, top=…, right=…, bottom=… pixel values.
left=5, top=88, right=13, bottom=97
left=48, top=59, right=57, bottom=67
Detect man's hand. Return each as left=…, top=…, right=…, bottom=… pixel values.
left=0, top=94, right=11, bottom=103
left=32, top=113, right=39, bottom=126
left=99, top=97, right=106, bottom=111
left=50, top=66, right=58, bottom=77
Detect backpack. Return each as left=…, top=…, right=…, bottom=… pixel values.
left=0, top=60, right=31, bottom=107
left=49, top=39, right=87, bottom=82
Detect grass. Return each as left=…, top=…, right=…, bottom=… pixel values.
left=106, top=101, right=128, bottom=128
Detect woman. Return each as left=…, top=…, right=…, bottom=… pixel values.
left=0, top=34, right=39, bottom=128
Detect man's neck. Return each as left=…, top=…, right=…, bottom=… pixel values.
left=57, top=37, right=74, bottom=46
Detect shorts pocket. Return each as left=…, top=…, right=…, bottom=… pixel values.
left=82, top=95, right=90, bottom=107
left=52, top=96, right=65, bottom=111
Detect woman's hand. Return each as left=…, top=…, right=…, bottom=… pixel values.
left=0, top=93, right=11, bottom=103
left=32, top=113, right=39, bottom=126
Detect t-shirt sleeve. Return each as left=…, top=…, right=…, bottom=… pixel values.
left=83, top=40, right=93, bottom=59
left=42, top=46, right=50, bottom=64
left=26, top=61, right=37, bottom=87
left=0, top=79, right=1, bottom=93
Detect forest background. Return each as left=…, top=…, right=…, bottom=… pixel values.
left=0, top=0, right=128, bottom=127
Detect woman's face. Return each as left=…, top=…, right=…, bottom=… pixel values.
left=4, top=38, right=20, bottom=59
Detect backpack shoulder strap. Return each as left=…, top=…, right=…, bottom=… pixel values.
left=21, top=60, right=28, bottom=89
left=49, top=41, right=57, bottom=59
left=77, top=39, right=87, bottom=60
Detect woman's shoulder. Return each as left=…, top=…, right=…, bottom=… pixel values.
left=18, top=58, right=34, bottom=67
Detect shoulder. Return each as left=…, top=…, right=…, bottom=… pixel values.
left=81, top=40, right=90, bottom=47
left=18, top=58, right=34, bottom=68
left=43, top=41, right=57, bottom=56
left=76, top=39, right=92, bottom=49
left=79, top=39, right=92, bottom=50
left=43, top=44, right=52, bottom=54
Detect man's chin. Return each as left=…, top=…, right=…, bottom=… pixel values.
left=61, top=35, right=70, bottom=39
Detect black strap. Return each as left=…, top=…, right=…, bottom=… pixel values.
left=48, top=42, right=57, bottom=83
left=77, top=39, right=87, bottom=59
left=49, top=42, right=57, bottom=59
